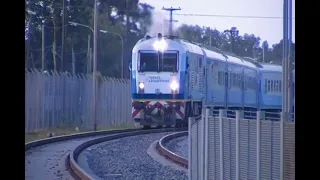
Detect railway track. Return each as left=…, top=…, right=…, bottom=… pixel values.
left=156, top=131, right=189, bottom=168
left=25, top=127, right=186, bottom=180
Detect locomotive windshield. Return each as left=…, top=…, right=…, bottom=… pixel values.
left=139, top=51, right=178, bottom=72
left=139, top=53, right=158, bottom=72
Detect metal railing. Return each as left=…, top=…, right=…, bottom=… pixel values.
left=25, top=69, right=132, bottom=133
left=188, top=107, right=295, bottom=180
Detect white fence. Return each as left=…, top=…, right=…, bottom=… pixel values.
left=188, top=108, right=295, bottom=180
left=25, top=69, right=132, bottom=133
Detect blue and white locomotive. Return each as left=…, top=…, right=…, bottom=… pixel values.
left=129, top=33, right=293, bottom=128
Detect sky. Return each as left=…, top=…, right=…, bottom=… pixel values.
left=139, top=0, right=295, bottom=46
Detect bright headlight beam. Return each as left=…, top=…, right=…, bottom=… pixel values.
left=153, top=39, right=167, bottom=52
left=139, top=82, right=144, bottom=89
left=170, top=81, right=179, bottom=91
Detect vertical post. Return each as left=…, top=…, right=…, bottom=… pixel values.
left=262, top=46, right=265, bottom=63
left=188, top=117, right=193, bottom=180
left=209, top=28, right=212, bottom=46
left=93, top=0, right=98, bottom=131
left=125, top=0, right=129, bottom=78
left=162, top=7, right=181, bottom=36
left=235, top=110, right=243, bottom=180
left=72, top=44, right=75, bottom=75
left=61, top=0, right=65, bottom=71
left=288, top=0, right=293, bottom=117
left=121, top=37, right=124, bottom=78
left=204, top=108, right=210, bottom=180
left=256, top=111, right=265, bottom=180
left=280, top=112, right=284, bottom=180
left=87, top=34, right=91, bottom=74
left=201, top=108, right=206, bottom=180
left=219, top=109, right=226, bottom=180
left=282, top=0, right=289, bottom=117
left=169, top=10, right=173, bottom=36
left=41, top=24, right=45, bottom=71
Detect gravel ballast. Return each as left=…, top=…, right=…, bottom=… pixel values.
left=83, top=132, right=188, bottom=180
left=25, top=136, right=104, bottom=180
left=163, top=135, right=188, bottom=158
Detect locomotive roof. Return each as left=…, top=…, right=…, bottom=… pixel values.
left=133, top=35, right=284, bottom=72
left=226, top=55, right=257, bottom=69
left=133, top=36, right=204, bottom=55
left=259, top=63, right=282, bottom=72
left=201, top=48, right=227, bottom=62
left=178, top=39, right=204, bottom=55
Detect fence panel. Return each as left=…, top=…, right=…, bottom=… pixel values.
left=189, top=109, right=295, bottom=180
left=25, top=70, right=133, bottom=133
left=284, top=122, right=295, bottom=180
left=189, top=116, right=204, bottom=180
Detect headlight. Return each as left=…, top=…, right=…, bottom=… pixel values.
left=139, top=82, right=144, bottom=89
left=170, top=81, right=179, bottom=91
left=153, top=39, right=167, bottom=52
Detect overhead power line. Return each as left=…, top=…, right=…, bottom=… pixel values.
left=174, top=13, right=295, bottom=19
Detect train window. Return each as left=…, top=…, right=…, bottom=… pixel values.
left=265, top=79, right=268, bottom=93
left=159, top=53, right=178, bottom=72
left=267, top=80, right=271, bottom=92
left=222, top=72, right=225, bottom=86
left=275, top=80, right=279, bottom=92
left=236, top=74, right=239, bottom=88
left=239, top=74, right=243, bottom=89
left=139, top=53, right=159, bottom=72
left=238, top=74, right=241, bottom=89
left=199, top=58, right=202, bottom=68
left=232, top=73, right=236, bottom=87
left=186, top=56, right=189, bottom=70
left=279, top=80, right=282, bottom=92
left=271, top=80, right=274, bottom=92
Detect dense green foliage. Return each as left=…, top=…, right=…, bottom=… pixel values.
left=25, top=0, right=294, bottom=78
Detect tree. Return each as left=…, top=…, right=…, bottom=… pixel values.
left=25, top=0, right=294, bottom=77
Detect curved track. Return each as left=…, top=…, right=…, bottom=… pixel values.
left=156, top=131, right=189, bottom=168
left=25, top=127, right=186, bottom=180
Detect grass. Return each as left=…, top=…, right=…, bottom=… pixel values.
left=25, top=124, right=140, bottom=143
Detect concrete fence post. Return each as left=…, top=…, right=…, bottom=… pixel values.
left=204, top=107, right=210, bottom=180
left=188, top=117, right=193, bottom=180
left=256, top=111, right=265, bottom=180
left=280, top=112, right=285, bottom=180
left=219, top=109, right=226, bottom=180
left=235, top=110, right=244, bottom=180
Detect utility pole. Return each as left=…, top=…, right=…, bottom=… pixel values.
left=209, top=27, right=212, bottom=46
left=42, top=24, right=45, bottom=71
left=72, top=43, right=75, bottom=75
left=26, top=0, right=34, bottom=69
left=288, top=0, right=294, bottom=118
left=162, top=7, right=181, bottom=36
left=87, top=34, right=91, bottom=74
left=93, top=0, right=98, bottom=131
left=61, top=0, right=66, bottom=71
left=262, top=46, right=265, bottom=63
left=124, top=0, right=129, bottom=79
left=224, top=28, right=239, bottom=53
left=282, top=0, right=289, bottom=121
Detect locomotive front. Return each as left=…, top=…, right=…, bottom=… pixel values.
left=130, top=33, right=186, bottom=128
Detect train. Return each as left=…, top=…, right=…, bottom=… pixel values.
left=129, top=33, right=294, bottom=128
